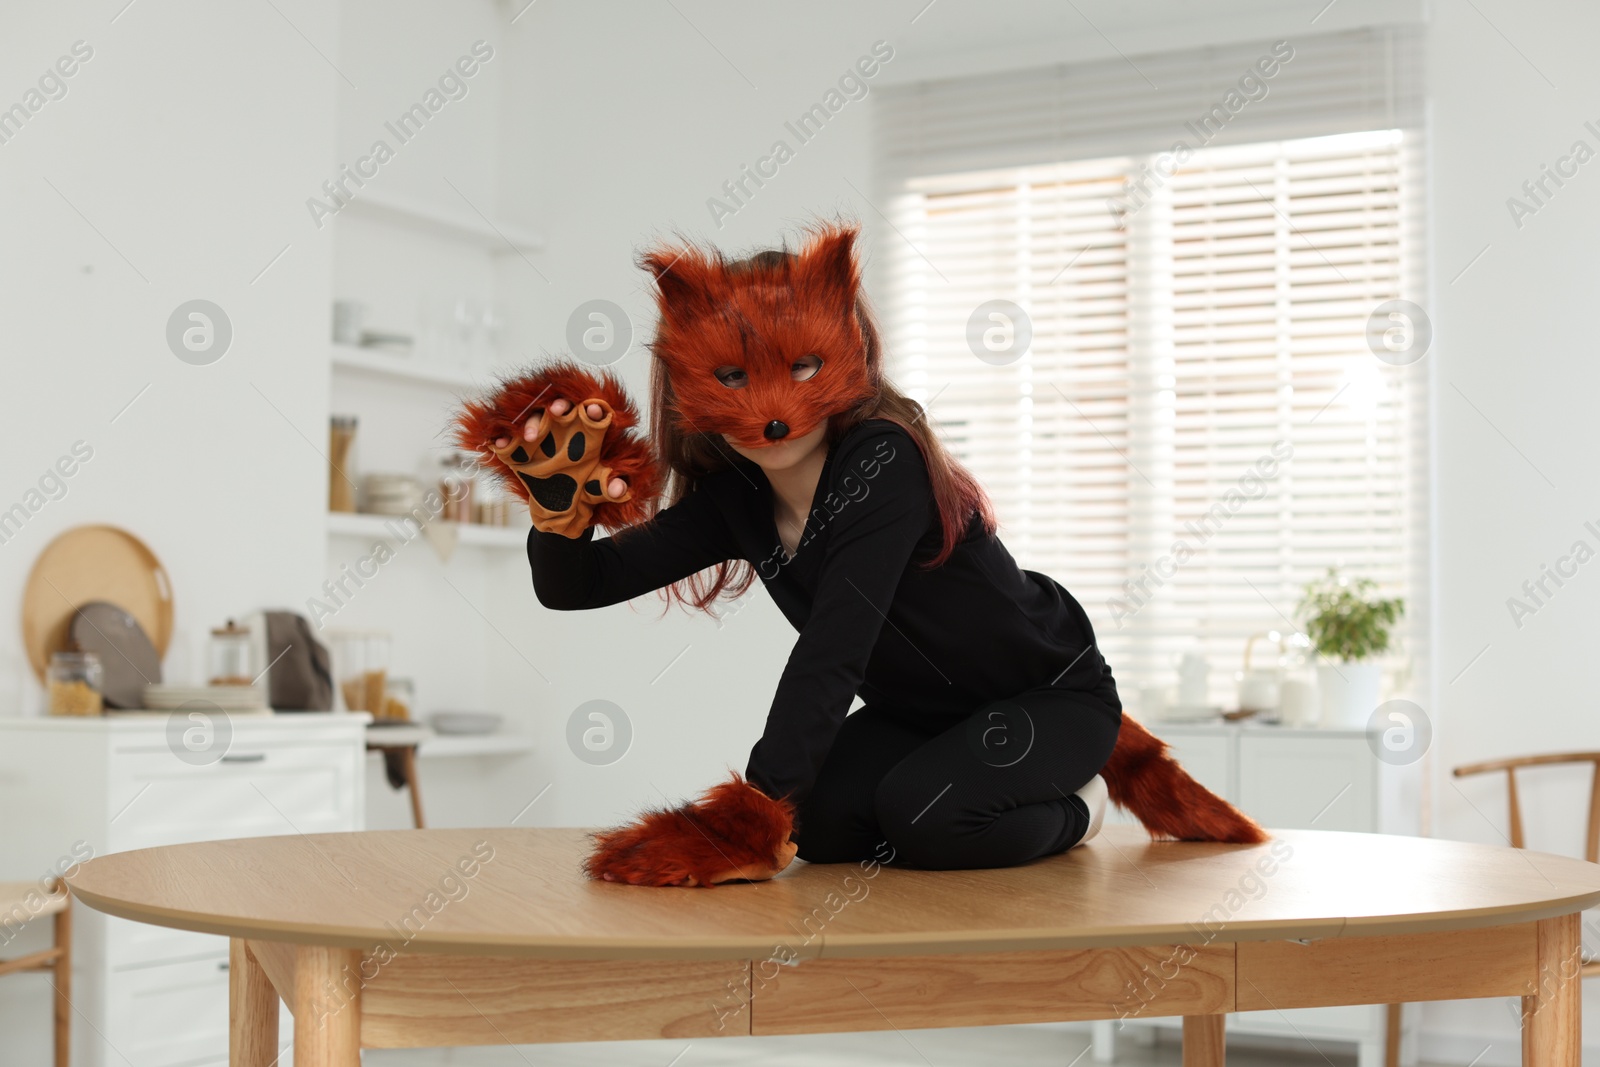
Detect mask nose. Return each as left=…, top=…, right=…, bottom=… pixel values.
left=764, top=420, right=790, bottom=441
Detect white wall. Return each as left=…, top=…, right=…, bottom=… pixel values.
left=0, top=0, right=336, bottom=1058
left=1426, top=0, right=1600, bottom=1060
left=0, top=1, right=334, bottom=704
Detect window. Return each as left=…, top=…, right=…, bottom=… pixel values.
left=875, top=30, right=1429, bottom=705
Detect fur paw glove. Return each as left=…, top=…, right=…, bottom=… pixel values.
left=453, top=359, right=663, bottom=537
left=583, top=773, right=799, bottom=887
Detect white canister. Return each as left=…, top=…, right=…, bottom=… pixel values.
left=1278, top=677, right=1320, bottom=726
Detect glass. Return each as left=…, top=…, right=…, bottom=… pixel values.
left=452, top=297, right=479, bottom=373
left=473, top=462, right=511, bottom=525
left=208, top=619, right=255, bottom=687
left=477, top=301, right=504, bottom=372
left=329, top=630, right=391, bottom=714
left=329, top=416, right=358, bottom=513
left=438, top=451, right=476, bottom=524
left=417, top=296, right=453, bottom=367
left=381, top=677, right=414, bottom=722
left=49, top=651, right=103, bottom=716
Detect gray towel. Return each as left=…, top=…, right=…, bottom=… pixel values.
left=261, top=610, right=333, bottom=711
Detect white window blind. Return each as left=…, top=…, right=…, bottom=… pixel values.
left=875, top=28, right=1430, bottom=706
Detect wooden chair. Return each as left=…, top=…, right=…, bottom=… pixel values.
left=0, top=877, right=72, bottom=1067
left=1365, top=753, right=1600, bottom=1067
left=1454, top=751, right=1600, bottom=979
left=367, top=732, right=427, bottom=829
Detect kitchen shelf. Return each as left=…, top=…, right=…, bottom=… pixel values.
left=340, top=187, right=544, bottom=253
left=331, top=343, right=486, bottom=389
left=366, top=725, right=535, bottom=758
left=327, top=510, right=529, bottom=549
left=418, top=733, right=534, bottom=758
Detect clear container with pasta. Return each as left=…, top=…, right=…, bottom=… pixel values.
left=49, top=651, right=104, bottom=716
left=327, top=629, right=391, bottom=716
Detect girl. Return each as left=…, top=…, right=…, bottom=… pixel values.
left=458, top=225, right=1263, bottom=887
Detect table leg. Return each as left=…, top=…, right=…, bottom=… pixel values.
left=1523, top=913, right=1581, bottom=1066
left=53, top=901, right=71, bottom=1067
left=1182, top=1015, right=1224, bottom=1066
left=292, top=945, right=362, bottom=1067
left=229, top=939, right=278, bottom=1067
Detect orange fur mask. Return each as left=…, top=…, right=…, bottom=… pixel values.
left=638, top=225, right=878, bottom=450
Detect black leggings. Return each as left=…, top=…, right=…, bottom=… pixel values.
left=793, top=686, right=1122, bottom=871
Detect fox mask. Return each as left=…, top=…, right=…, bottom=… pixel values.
left=639, top=225, right=878, bottom=451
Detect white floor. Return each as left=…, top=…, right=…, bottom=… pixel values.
left=362, top=1024, right=1438, bottom=1067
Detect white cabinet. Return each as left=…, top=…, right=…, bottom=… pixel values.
left=0, top=713, right=366, bottom=1067
left=1100, top=721, right=1423, bottom=1067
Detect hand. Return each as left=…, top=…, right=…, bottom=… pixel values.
left=602, top=839, right=799, bottom=887
left=492, top=397, right=630, bottom=503
left=452, top=361, right=662, bottom=537
left=584, top=773, right=798, bottom=888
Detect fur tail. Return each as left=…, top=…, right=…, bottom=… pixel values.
left=1102, top=714, right=1268, bottom=843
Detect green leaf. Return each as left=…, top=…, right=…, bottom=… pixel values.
left=1294, top=566, right=1405, bottom=662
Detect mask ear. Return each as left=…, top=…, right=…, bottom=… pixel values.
left=638, top=246, right=721, bottom=318
left=794, top=225, right=861, bottom=309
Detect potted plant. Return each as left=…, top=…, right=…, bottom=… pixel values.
left=1295, top=568, right=1404, bottom=728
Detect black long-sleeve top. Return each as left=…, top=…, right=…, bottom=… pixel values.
left=527, top=417, right=1120, bottom=808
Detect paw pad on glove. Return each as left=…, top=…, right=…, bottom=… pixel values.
left=490, top=398, right=630, bottom=538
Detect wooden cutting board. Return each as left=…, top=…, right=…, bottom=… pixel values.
left=22, top=525, right=173, bottom=683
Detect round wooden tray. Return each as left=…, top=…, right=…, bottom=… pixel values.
left=22, top=524, right=173, bottom=683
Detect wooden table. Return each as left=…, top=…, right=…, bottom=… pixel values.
left=66, top=826, right=1600, bottom=1066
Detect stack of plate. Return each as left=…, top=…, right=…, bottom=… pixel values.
left=142, top=685, right=269, bottom=713
left=362, top=473, right=424, bottom=517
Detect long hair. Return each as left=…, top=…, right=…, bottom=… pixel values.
left=640, top=234, right=998, bottom=615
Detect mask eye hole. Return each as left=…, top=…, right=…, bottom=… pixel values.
left=714, top=366, right=749, bottom=389
left=791, top=353, right=824, bottom=382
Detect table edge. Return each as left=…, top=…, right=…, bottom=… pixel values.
left=67, top=880, right=1600, bottom=962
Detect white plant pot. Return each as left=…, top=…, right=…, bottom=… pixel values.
left=1317, top=660, right=1383, bottom=728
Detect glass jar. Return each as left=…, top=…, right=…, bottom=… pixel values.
left=438, top=451, right=476, bottom=524
left=48, top=651, right=104, bottom=716
left=381, top=677, right=414, bottom=722
left=475, top=462, right=510, bottom=526
left=328, top=629, right=391, bottom=714
left=329, top=415, right=358, bottom=513
left=208, top=620, right=255, bottom=687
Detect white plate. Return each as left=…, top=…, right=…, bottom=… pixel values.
left=142, top=685, right=266, bottom=710
left=1155, top=705, right=1224, bottom=723
left=429, top=712, right=503, bottom=736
